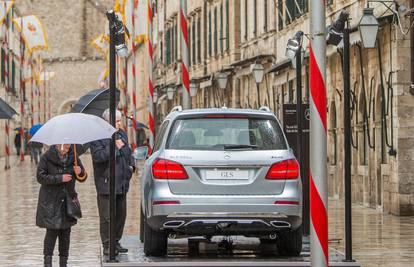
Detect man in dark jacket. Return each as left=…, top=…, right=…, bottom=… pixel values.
left=89, top=109, right=135, bottom=255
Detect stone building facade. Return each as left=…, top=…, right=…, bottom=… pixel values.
left=135, top=0, right=414, bottom=215
left=0, top=0, right=113, bottom=157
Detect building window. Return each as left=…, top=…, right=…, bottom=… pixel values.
left=171, top=24, right=175, bottom=63
left=174, top=21, right=178, bottom=62
left=278, top=0, right=283, bottom=30
left=280, top=0, right=308, bottom=28
left=188, top=22, right=191, bottom=66
left=220, top=3, right=223, bottom=54
left=197, top=17, right=201, bottom=62
left=214, top=7, right=217, bottom=55
left=160, top=40, right=163, bottom=63
left=288, top=80, right=294, bottom=103
left=166, top=28, right=171, bottom=65
left=244, top=0, right=248, bottom=40
left=192, top=20, right=196, bottom=65
left=253, top=0, right=257, bottom=36
left=208, top=10, right=212, bottom=57
left=226, top=0, right=229, bottom=51
left=327, top=0, right=333, bottom=5
left=11, top=59, right=15, bottom=94
left=264, top=0, right=268, bottom=32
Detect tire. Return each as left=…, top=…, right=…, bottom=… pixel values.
left=143, top=220, right=167, bottom=256
left=139, top=207, right=144, bottom=243
left=276, top=225, right=303, bottom=256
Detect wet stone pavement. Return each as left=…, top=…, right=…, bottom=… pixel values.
left=0, top=155, right=413, bottom=267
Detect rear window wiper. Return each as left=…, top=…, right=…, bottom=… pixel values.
left=223, top=144, right=258, bottom=150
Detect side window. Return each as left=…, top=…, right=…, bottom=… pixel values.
left=153, top=121, right=169, bottom=152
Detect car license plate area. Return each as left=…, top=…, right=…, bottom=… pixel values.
left=205, top=169, right=249, bottom=180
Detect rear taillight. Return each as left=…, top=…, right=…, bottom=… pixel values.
left=152, top=158, right=188, bottom=179
left=266, top=159, right=299, bottom=180
left=152, top=200, right=181, bottom=205
left=274, top=200, right=300, bottom=205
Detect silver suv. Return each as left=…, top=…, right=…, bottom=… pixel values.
left=138, top=107, right=302, bottom=256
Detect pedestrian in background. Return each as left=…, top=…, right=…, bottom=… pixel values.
left=30, top=141, right=44, bottom=165
left=14, top=130, right=21, bottom=155
left=89, top=109, right=135, bottom=255
left=36, top=144, right=86, bottom=267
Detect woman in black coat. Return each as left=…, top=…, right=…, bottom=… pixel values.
left=36, top=144, right=86, bottom=267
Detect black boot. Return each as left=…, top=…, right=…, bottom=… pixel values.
left=116, top=242, right=128, bottom=253
left=44, top=255, right=52, bottom=267
left=59, top=256, right=68, bottom=267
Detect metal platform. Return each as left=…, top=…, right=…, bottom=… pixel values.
left=101, top=235, right=361, bottom=267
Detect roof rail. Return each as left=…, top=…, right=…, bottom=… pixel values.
left=259, top=106, right=271, bottom=112
left=170, top=106, right=183, bottom=113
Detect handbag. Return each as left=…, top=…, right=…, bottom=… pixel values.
left=65, top=188, right=82, bottom=219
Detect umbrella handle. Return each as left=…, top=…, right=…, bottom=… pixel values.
left=74, top=145, right=88, bottom=183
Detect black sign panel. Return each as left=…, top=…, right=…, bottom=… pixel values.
left=283, top=103, right=310, bottom=235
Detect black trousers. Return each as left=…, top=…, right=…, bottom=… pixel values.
left=43, top=228, right=71, bottom=257
left=97, top=194, right=127, bottom=247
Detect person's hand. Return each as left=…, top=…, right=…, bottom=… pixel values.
left=62, top=174, right=72, bottom=182
left=73, top=166, right=82, bottom=175
left=116, top=139, right=125, bottom=149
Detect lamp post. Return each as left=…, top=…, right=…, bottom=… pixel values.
left=250, top=62, right=264, bottom=107
left=217, top=72, right=228, bottom=90
left=167, top=87, right=175, bottom=100
left=327, top=10, right=354, bottom=262
left=106, top=9, right=128, bottom=261
left=285, top=30, right=308, bottom=235
left=358, top=8, right=379, bottom=49
left=190, top=83, right=198, bottom=97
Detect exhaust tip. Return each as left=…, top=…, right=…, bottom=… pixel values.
left=270, top=221, right=291, bottom=228
left=163, top=220, right=185, bottom=228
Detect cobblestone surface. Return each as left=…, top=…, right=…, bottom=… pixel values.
left=0, top=155, right=413, bottom=266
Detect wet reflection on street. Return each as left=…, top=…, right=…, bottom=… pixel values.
left=0, top=155, right=413, bottom=267
left=0, top=155, right=140, bottom=267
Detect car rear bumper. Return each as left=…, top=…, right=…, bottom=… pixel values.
left=147, top=212, right=302, bottom=235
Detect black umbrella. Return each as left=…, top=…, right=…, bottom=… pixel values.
left=71, top=88, right=121, bottom=117
left=0, top=97, right=18, bottom=119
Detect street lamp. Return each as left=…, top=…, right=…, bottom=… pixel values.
left=327, top=9, right=354, bottom=262
left=285, top=31, right=303, bottom=69
left=217, top=72, right=228, bottom=90
left=106, top=9, right=128, bottom=261
left=190, top=83, right=198, bottom=97
left=327, top=11, right=348, bottom=46
left=285, top=30, right=308, bottom=235
left=250, top=62, right=264, bottom=107
left=358, top=8, right=379, bottom=48
left=167, top=87, right=175, bottom=100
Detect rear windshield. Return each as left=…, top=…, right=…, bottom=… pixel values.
left=166, top=117, right=287, bottom=151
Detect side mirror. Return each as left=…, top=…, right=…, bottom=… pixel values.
left=133, top=146, right=148, bottom=160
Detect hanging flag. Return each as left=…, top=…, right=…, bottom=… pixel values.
left=135, top=0, right=148, bottom=44
left=13, top=15, right=48, bottom=53
left=91, top=34, right=109, bottom=57
left=0, top=0, right=13, bottom=25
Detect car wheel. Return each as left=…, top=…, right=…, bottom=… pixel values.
left=139, top=207, right=144, bottom=243
left=276, top=225, right=303, bottom=256
left=143, top=220, right=167, bottom=256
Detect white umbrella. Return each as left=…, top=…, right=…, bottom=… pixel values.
left=30, top=113, right=116, bottom=145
